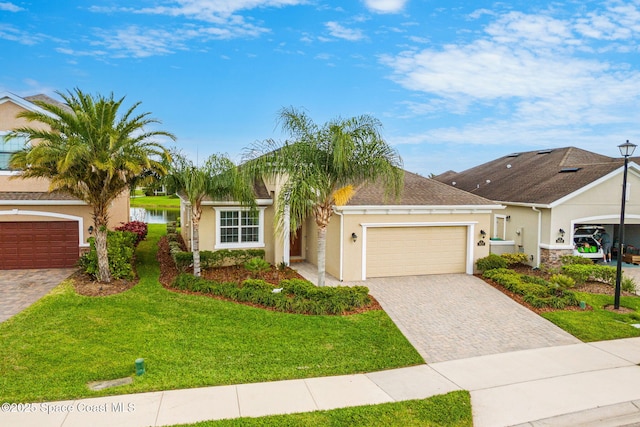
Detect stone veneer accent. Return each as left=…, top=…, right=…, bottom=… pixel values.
left=540, top=248, right=574, bottom=268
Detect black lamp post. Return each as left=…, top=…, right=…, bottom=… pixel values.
left=615, top=140, right=637, bottom=310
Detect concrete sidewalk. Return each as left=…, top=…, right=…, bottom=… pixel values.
left=3, top=337, right=640, bottom=427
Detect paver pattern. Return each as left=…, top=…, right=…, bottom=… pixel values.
left=0, top=268, right=76, bottom=322
left=294, top=263, right=580, bottom=363
left=363, top=274, right=580, bottom=362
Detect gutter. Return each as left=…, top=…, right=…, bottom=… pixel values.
left=532, top=206, right=542, bottom=268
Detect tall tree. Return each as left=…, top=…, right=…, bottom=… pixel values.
left=244, top=107, right=403, bottom=286
left=168, top=153, right=255, bottom=277
left=8, top=88, right=174, bottom=282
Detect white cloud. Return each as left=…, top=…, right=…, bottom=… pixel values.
left=0, top=24, right=43, bottom=45
left=362, top=0, right=407, bottom=14
left=83, top=0, right=304, bottom=57
left=381, top=4, right=640, bottom=163
left=0, top=2, right=24, bottom=12
left=325, top=21, right=365, bottom=41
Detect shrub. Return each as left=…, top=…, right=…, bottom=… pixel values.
left=115, top=221, right=148, bottom=246
left=169, top=275, right=372, bottom=315
left=244, top=257, right=271, bottom=277
left=476, top=254, right=508, bottom=272
left=549, top=274, right=576, bottom=290
left=78, top=230, right=137, bottom=280
left=501, top=253, right=529, bottom=265
left=482, top=267, right=579, bottom=309
left=560, top=255, right=593, bottom=265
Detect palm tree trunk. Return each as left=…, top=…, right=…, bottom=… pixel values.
left=317, top=225, right=327, bottom=287
left=93, top=213, right=111, bottom=283
left=192, top=209, right=201, bottom=277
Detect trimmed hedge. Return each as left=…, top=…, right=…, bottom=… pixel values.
left=165, top=230, right=265, bottom=270
left=171, top=275, right=372, bottom=315
left=483, top=268, right=579, bottom=309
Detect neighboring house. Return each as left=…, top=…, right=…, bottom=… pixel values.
left=180, top=170, right=501, bottom=281
left=0, top=92, right=130, bottom=270
left=434, top=147, right=640, bottom=267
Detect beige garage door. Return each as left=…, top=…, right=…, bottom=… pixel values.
left=366, top=226, right=467, bottom=278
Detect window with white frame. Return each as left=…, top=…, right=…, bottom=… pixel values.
left=0, top=133, right=27, bottom=171
left=215, top=207, right=265, bottom=248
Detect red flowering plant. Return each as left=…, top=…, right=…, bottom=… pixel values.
left=115, top=221, right=148, bottom=246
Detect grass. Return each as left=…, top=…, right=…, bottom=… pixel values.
left=0, top=224, right=423, bottom=403
left=542, top=292, right=640, bottom=341
left=169, top=391, right=472, bottom=427
left=130, top=194, right=181, bottom=208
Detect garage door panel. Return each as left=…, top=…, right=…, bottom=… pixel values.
left=0, top=221, right=79, bottom=269
left=366, top=226, right=467, bottom=278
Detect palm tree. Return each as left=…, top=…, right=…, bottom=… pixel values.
left=8, top=88, right=174, bottom=283
left=244, top=107, right=403, bottom=287
left=168, top=153, right=255, bottom=277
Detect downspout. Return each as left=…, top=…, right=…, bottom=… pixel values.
left=532, top=207, right=541, bottom=268
left=334, top=209, right=344, bottom=281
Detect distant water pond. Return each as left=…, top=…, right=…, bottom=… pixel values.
left=130, top=208, right=179, bottom=224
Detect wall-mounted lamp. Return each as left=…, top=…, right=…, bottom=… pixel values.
left=88, top=225, right=94, bottom=235
left=559, top=228, right=565, bottom=237
left=506, top=215, right=511, bottom=221
left=480, top=230, right=487, bottom=238
left=351, top=232, right=358, bottom=243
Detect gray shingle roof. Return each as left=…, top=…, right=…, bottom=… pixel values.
left=348, top=170, right=496, bottom=206
left=433, top=147, right=633, bottom=205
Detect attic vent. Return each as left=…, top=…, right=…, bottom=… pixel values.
left=560, top=167, right=581, bottom=173
left=537, top=149, right=553, bottom=154
left=507, top=153, right=520, bottom=157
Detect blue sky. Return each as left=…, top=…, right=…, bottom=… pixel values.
left=2, top=0, right=640, bottom=175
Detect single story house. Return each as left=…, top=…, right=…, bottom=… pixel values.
left=0, top=92, right=129, bottom=269
left=434, top=146, right=640, bottom=267
left=179, top=170, right=502, bottom=281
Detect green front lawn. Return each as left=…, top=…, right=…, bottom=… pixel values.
left=130, top=194, right=181, bottom=208
left=0, top=225, right=423, bottom=403
left=171, top=391, right=472, bottom=427
left=542, top=292, right=640, bottom=342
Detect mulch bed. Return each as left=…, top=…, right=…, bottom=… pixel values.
left=156, top=236, right=381, bottom=314
left=480, top=263, right=637, bottom=314
left=72, top=270, right=138, bottom=296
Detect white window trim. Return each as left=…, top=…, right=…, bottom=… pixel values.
left=213, top=206, right=265, bottom=249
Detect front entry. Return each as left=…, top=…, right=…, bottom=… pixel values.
left=290, top=230, right=302, bottom=258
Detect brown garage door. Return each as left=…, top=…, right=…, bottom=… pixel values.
left=0, top=221, right=79, bottom=269
left=366, top=226, right=467, bottom=278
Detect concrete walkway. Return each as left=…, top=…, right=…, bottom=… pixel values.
left=0, top=268, right=76, bottom=322
left=3, top=338, right=640, bottom=427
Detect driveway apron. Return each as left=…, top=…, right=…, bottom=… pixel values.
left=365, top=274, right=580, bottom=363
left=0, top=268, right=76, bottom=323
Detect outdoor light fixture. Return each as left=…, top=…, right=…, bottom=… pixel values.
left=615, top=140, right=637, bottom=309
left=88, top=225, right=94, bottom=235
left=506, top=215, right=511, bottom=221
left=351, top=232, right=358, bottom=243
left=559, top=229, right=565, bottom=236
left=480, top=230, right=487, bottom=238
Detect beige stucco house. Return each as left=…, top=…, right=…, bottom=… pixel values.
left=180, top=170, right=502, bottom=281
left=435, top=147, right=640, bottom=267
left=0, top=92, right=129, bottom=269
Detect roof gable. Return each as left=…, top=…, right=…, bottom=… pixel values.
left=0, top=92, right=58, bottom=118
left=434, top=147, right=632, bottom=205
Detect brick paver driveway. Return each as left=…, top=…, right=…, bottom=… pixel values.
left=365, top=274, right=580, bottom=363
left=0, top=268, right=76, bottom=322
